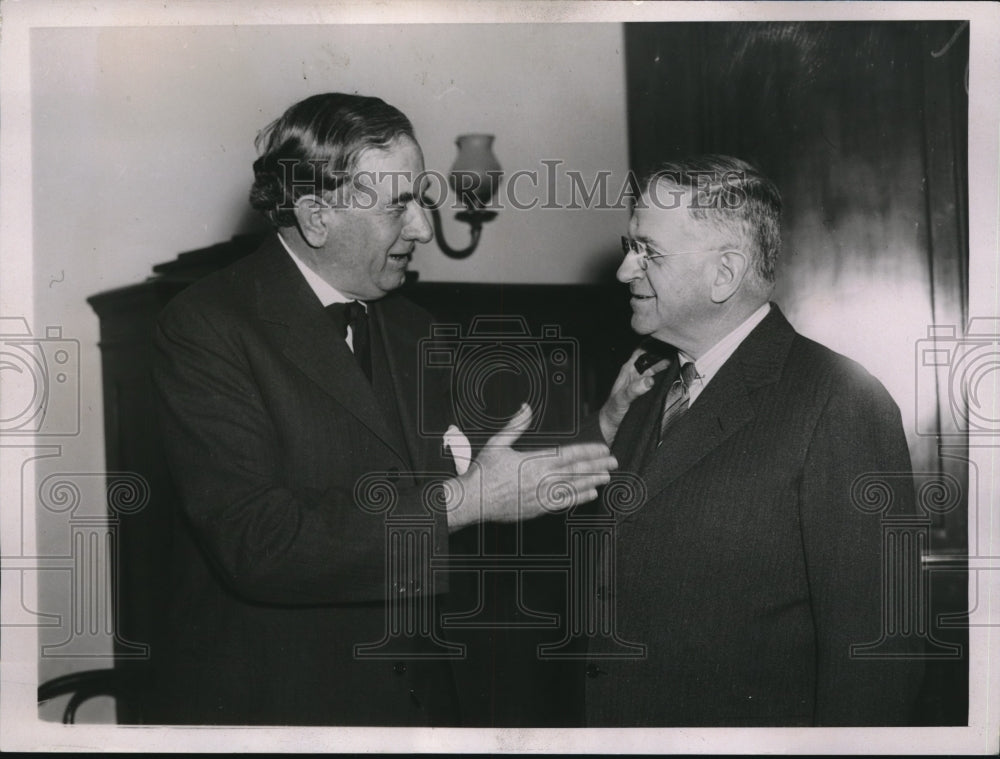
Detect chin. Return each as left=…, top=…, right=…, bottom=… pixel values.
left=379, top=274, right=406, bottom=293
left=630, top=314, right=654, bottom=336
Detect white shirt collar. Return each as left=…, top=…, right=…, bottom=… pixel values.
left=678, top=302, right=771, bottom=404
left=276, top=231, right=356, bottom=308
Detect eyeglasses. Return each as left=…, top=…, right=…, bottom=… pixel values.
left=620, top=236, right=722, bottom=271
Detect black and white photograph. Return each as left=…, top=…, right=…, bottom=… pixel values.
left=1, top=1, right=998, bottom=754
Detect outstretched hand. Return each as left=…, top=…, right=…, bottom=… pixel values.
left=446, top=403, right=617, bottom=530
left=598, top=347, right=670, bottom=445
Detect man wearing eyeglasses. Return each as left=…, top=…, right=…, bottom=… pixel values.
left=584, top=155, right=924, bottom=726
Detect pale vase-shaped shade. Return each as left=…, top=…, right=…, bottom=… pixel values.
left=449, top=134, right=502, bottom=209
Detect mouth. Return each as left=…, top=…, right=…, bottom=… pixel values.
left=388, top=251, right=413, bottom=265
left=630, top=292, right=655, bottom=302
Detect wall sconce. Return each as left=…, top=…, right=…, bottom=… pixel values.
left=432, top=134, right=502, bottom=259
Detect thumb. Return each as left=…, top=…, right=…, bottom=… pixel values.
left=488, top=402, right=533, bottom=446
left=625, top=375, right=656, bottom=401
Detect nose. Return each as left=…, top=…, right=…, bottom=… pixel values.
left=403, top=203, right=433, bottom=244
left=617, top=250, right=643, bottom=283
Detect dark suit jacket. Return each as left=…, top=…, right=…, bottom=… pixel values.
left=585, top=305, right=924, bottom=726
left=151, top=236, right=459, bottom=725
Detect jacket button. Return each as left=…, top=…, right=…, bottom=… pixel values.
left=393, top=662, right=407, bottom=675
left=585, top=664, right=602, bottom=679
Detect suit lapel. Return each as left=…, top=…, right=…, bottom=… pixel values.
left=627, top=305, right=796, bottom=508
left=638, top=363, right=754, bottom=503
left=251, top=237, right=405, bottom=461
left=370, top=297, right=427, bottom=472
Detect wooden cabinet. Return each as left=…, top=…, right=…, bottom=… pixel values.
left=87, top=235, right=260, bottom=722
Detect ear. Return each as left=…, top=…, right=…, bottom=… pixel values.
left=293, top=195, right=331, bottom=248
left=710, top=249, right=750, bottom=303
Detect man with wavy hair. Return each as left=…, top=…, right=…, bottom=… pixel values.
left=151, top=93, right=647, bottom=725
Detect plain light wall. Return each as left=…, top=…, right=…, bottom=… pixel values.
left=30, top=23, right=629, bottom=720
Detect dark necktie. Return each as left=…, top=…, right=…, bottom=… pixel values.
left=325, top=301, right=372, bottom=383
left=658, top=362, right=698, bottom=445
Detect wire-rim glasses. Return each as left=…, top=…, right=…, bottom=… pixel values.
left=621, top=236, right=728, bottom=271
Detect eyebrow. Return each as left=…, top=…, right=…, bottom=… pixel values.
left=390, top=190, right=416, bottom=205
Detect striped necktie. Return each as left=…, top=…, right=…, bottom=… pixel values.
left=658, top=362, right=698, bottom=445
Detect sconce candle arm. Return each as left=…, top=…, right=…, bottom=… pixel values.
left=430, top=206, right=497, bottom=259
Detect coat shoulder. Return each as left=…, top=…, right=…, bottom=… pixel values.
left=157, top=243, right=275, bottom=331
left=784, top=332, right=899, bottom=414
